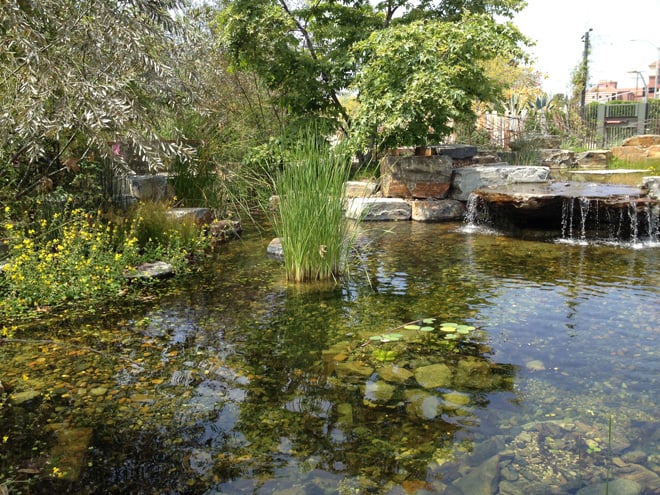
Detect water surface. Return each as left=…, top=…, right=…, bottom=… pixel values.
left=1, top=221, right=658, bottom=494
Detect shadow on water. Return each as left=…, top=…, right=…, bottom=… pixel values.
left=1, top=221, right=658, bottom=494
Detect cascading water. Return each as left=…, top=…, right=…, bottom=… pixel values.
left=462, top=193, right=492, bottom=232
left=465, top=182, right=660, bottom=247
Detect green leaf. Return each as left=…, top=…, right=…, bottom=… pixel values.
left=404, top=324, right=421, bottom=330
left=420, top=326, right=435, bottom=332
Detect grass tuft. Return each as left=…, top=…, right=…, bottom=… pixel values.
left=270, top=130, right=353, bottom=283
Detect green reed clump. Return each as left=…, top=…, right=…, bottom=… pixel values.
left=271, top=132, right=353, bottom=283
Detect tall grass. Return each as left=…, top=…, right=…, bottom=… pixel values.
left=271, top=131, right=353, bottom=283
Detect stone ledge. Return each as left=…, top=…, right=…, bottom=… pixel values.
left=345, top=197, right=411, bottom=221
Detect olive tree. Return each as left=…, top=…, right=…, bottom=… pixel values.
left=0, top=0, right=193, bottom=198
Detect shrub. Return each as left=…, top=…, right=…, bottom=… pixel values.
left=0, top=200, right=209, bottom=321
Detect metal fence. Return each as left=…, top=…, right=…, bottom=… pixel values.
left=471, top=102, right=660, bottom=150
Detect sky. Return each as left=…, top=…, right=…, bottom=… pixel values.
left=512, top=0, right=660, bottom=95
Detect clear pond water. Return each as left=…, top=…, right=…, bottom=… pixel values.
left=1, top=221, right=658, bottom=494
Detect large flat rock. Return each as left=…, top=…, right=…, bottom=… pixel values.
left=450, top=165, right=550, bottom=201
left=345, top=197, right=411, bottom=221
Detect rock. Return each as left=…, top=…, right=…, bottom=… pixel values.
left=576, top=478, right=641, bottom=495
left=611, top=145, right=648, bottom=163
left=642, top=176, right=660, bottom=199
left=266, top=238, right=284, bottom=260
left=166, top=207, right=214, bottom=226
left=344, top=180, right=379, bottom=198
left=363, top=380, right=396, bottom=405
left=576, top=150, right=611, bottom=169
left=414, top=363, right=453, bottom=389
left=334, top=361, right=374, bottom=378
left=44, top=423, right=94, bottom=481
left=539, top=149, right=576, bottom=168
left=618, top=463, right=660, bottom=493
left=468, top=437, right=506, bottom=467
left=622, top=134, right=660, bottom=147
left=345, top=197, right=411, bottom=221
left=378, top=365, right=414, bottom=384
left=380, top=155, right=453, bottom=199
left=124, top=261, right=174, bottom=280
left=411, top=199, right=466, bottom=222
left=11, top=389, right=41, bottom=405
left=89, top=387, right=107, bottom=396
left=429, top=144, right=478, bottom=160
left=453, top=357, right=502, bottom=390
left=209, top=219, right=242, bottom=243
left=525, top=360, right=545, bottom=371
left=453, top=454, right=500, bottom=495
left=450, top=165, right=550, bottom=201
left=442, top=391, right=471, bottom=407
left=125, top=174, right=173, bottom=202
left=405, top=389, right=442, bottom=420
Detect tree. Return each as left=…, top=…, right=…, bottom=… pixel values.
left=350, top=13, right=526, bottom=151
left=0, top=0, right=193, bottom=199
left=217, top=0, right=527, bottom=155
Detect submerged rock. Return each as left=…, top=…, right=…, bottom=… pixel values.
left=414, top=363, right=452, bottom=389
left=576, top=478, right=641, bottom=495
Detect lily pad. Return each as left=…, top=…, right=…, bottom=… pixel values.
left=420, top=326, right=435, bottom=332
left=422, top=318, right=436, bottom=324
left=404, top=325, right=421, bottom=330
left=456, top=325, right=474, bottom=334
left=444, top=333, right=458, bottom=340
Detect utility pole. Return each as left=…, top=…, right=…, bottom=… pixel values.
left=580, top=28, right=593, bottom=115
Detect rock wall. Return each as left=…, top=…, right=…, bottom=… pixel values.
left=612, top=135, right=660, bottom=163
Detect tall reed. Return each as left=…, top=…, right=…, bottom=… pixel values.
left=271, top=131, right=352, bottom=283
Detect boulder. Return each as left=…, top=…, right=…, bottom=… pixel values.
left=540, top=149, right=576, bottom=168
left=611, top=146, right=648, bottom=163
left=167, top=207, right=214, bottom=226
left=125, top=174, right=173, bottom=202
left=411, top=199, right=466, bottom=222
left=450, top=165, right=550, bottom=201
left=266, top=237, right=284, bottom=260
left=576, top=150, right=611, bottom=169
left=380, top=155, right=453, bottom=199
left=622, top=134, right=660, bottom=147
left=209, top=219, right=242, bottom=243
left=345, top=197, right=411, bottom=221
left=344, top=180, right=379, bottom=198
left=642, top=176, right=660, bottom=199
left=647, top=144, right=660, bottom=160
left=124, top=261, right=174, bottom=280
left=414, top=363, right=453, bottom=389
left=428, top=144, right=478, bottom=160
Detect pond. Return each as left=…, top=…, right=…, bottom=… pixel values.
left=1, top=220, right=658, bottom=495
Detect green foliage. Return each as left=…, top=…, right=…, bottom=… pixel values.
left=0, top=201, right=209, bottom=321
left=0, top=0, right=196, bottom=205
left=350, top=13, right=526, bottom=153
left=218, top=0, right=527, bottom=156
left=269, top=131, right=353, bottom=283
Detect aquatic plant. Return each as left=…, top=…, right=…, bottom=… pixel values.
left=270, top=130, right=354, bottom=282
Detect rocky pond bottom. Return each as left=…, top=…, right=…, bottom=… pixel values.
left=0, top=221, right=658, bottom=494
